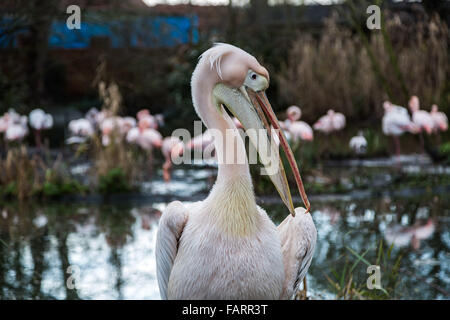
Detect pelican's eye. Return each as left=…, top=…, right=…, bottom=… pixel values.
left=244, top=70, right=269, bottom=91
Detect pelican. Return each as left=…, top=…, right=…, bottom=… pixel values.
left=156, top=44, right=317, bottom=300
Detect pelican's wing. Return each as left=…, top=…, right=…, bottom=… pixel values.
left=155, top=201, right=189, bottom=300
left=277, top=207, right=317, bottom=300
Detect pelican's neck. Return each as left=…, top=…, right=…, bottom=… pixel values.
left=191, top=62, right=251, bottom=182
left=191, top=62, right=259, bottom=230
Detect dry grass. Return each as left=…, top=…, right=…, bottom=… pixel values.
left=277, top=11, right=449, bottom=123
left=0, top=146, right=75, bottom=200
left=0, top=146, right=39, bottom=199
left=90, top=130, right=141, bottom=187
left=90, top=74, right=142, bottom=187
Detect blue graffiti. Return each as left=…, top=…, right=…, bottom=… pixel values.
left=0, top=15, right=199, bottom=49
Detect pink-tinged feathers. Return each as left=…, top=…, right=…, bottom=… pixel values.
left=69, top=118, right=94, bottom=137
left=156, top=44, right=316, bottom=300
left=313, top=109, right=346, bottom=133
left=430, top=105, right=448, bottom=132
left=283, top=106, right=313, bottom=142
left=408, top=96, right=435, bottom=135
left=382, top=102, right=416, bottom=136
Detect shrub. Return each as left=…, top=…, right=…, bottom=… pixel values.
left=98, top=167, right=131, bottom=194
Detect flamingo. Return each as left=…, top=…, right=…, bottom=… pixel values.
left=28, top=108, right=53, bottom=148
left=126, top=124, right=163, bottom=153
left=137, top=109, right=164, bottom=130
left=68, top=118, right=94, bottom=137
left=349, top=131, right=367, bottom=155
left=100, top=117, right=122, bottom=146
left=408, top=96, right=434, bottom=135
left=101, top=116, right=137, bottom=145
left=313, top=109, right=346, bottom=133
left=430, top=104, right=448, bottom=133
left=5, top=123, right=28, bottom=142
left=156, top=44, right=316, bottom=300
left=67, top=118, right=95, bottom=145
left=85, top=107, right=100, bottom=127
left=3, top=110, right=28, bottom=142
left=161, top=136, right=184, bottom=182
left=382, top=101, right=416, bottom=156
left=120, top=117, right=137, bottom=135
left=187, top=128, right=216, bottom=160
left=283, top=105, right=313, bottom=142
left=85, top=108, right=109, bottom=129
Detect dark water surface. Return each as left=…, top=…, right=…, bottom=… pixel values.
left=0, top=165, right=449, bottom=300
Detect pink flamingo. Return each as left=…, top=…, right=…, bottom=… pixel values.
left=5, top=123, right=28, bottom=142
left=68, top=118, right=94, bottom=138
left=2, top=110, right=28, bottom=143
left=283, top=105, right=313, bottom=142
left=409, top=96, right=434, bottom=135
left=382, top=101, right=417, bottom=156
left=161, top=136, right=184, bottom=182
left=137, top=109, right=164, bottom=130
left=100, top=117, right=123, bottom=146
left=126, top=126, right=162, bottom=150
left=313, top=109, right=346, bottom=133
left=29, top=108, right=53, bottom=148
left=430, top=104, right=448, bottom=133
left=120, top=117, right=137, bottom=135
left=187, top=129, right=214, bottom=150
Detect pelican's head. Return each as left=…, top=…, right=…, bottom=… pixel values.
left=287, top=105, right=301, bottom=121
left=193, top=43, right=310, bottom=215
left=431, top=104, right=438, bottom=113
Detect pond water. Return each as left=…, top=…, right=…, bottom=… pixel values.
left=0, top=164, right=449, bottom=300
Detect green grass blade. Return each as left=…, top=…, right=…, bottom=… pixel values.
left=346, top=246, right=372, bottom=267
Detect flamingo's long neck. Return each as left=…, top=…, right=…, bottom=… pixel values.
left=191, top=61, right=259, bottom=235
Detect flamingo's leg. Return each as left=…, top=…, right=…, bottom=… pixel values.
left=163, top=159, right=172, bottom=182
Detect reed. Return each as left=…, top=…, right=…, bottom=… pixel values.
left=277, top=10, right=449, bottom=122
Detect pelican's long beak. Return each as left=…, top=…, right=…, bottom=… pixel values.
left=247, top=89, right=310, bottom=215
left=212, top=84, right=310, bottom=216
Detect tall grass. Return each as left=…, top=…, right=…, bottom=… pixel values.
left=0, top=146, right=84, bottom=200
left=325, top=240, right=404, bottom=300
left=277, top=11, right=449, bottom=123
left=89, top=78, right=145, bottom=191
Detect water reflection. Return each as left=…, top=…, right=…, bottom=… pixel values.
left=385, top=219, right=435, bottom=250
left=0, top=193, right=448, bottom=299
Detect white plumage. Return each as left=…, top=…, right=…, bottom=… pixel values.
left=349, top=131, right=368, bottom=154
left=29, top=108, right=53, bottom=130
left=155, top=44, right=316, bottom=300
